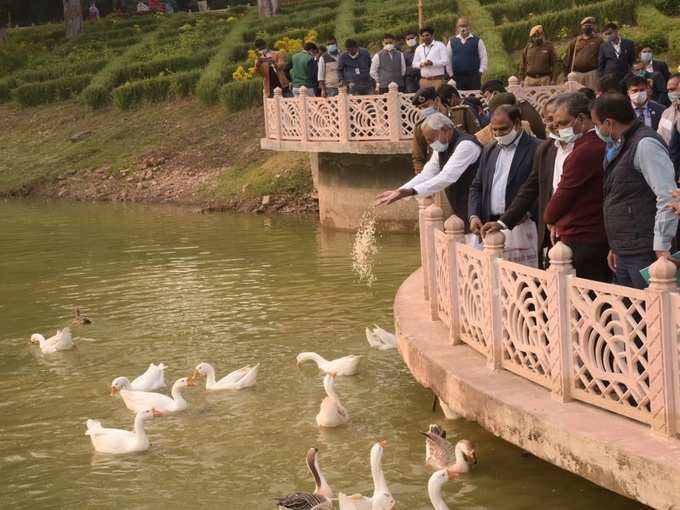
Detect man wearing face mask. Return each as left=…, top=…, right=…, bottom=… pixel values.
left=658, top=74, right=680, bottom=178
left=254, top=38, right=289, bottom=98
left=337, top=39, right=372, bottom=95
left=468, top=105, right=541, bottom=236
left=412, top=26, right=448, bottom=90
left=639, top=47, right=671, bottom=106
left=479, top=80, right=545, bottom=140
left=543, top=93, right=610, bottom=281
left=402, top=31, right=421, bottom=93
left=626, top=75, right=665, bottom=131
left=318, top=36, right=340, bottom=97
left=591, top=93, right=678, bottom=289
left=520, top=25, right=556, bottom=86
left=564, top=17, right=603, bottom=90
left=438, top=84, right=480, bottom=135
left=375, top=112, right=482, bottom=229
left=482, top=96, right=562, bottom=268
left=446, top=17, right=487, bottom=91
left=597, top=23, right=634, bottom=84
left=369, top=33, right=406, bottom=94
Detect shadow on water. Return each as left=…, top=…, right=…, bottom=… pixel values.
left=0, top=199, right=648, bottom=509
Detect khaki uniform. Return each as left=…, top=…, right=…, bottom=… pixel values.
left=521, top=40, right=556, bottom=86
left=475, top=121, right=534, bottom=145
left=564, top=35, right=603, bottom=89
left=411, top=104, right=480, bottom=173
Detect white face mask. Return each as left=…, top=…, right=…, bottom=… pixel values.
left=640, top=52, right=653, bottom=63
left=406, top=38, right=417, bottom=47
left=420, top=106, right=437, bottom=118
left=495, top=129, right=518, bottom=146
left=383, top=44, right=395, bottom=51
left=668, top=91, right=680, bottom=104
left=630, top=90, right=647, bottom=106
left=557, top=126, right=581, bottom=144
left=430, top=140, right=449, bottom=152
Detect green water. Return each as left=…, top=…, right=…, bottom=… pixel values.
left=0, top=199, right=647, bottom=509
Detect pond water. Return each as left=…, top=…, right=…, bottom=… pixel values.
left=0, top=199, right=647, bottom=509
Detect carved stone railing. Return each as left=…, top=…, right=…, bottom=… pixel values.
left=261, top=75, right=584, bottom=153
left=420, top=204, right=680, bottom=438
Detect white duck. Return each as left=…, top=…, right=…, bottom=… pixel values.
left=85, top=408, right=160, bottom=454
left=30, top=327, right=74, bottom=353
left=191, top=362, right=259, bottom=391
left=276, top=447, right=334, bottom=510
left=129, top=363, right=168, bottom=392
left=428, top=468, right=457, bottom=510
left=338, top=441, right=396, bottom=510
left=111, top=376, right=194, bottom=415
left=297, top=352, right=361, bottom=376
left=422, top=424, right=477, bottom=473
left=365, top=325, right=398, bottom=350
left=316, top=373, right=350, bottom=428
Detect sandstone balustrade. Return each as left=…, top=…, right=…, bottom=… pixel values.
left=420, top=203, right=680, bottom=438
left=262, top=75, right=585, bottom=153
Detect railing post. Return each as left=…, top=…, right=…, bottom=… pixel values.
left=263, top=91, right=270, bottom=138
left=565, top=73, right=583, bottom=92
left=273, top=87, right=283, bottom=140
left=483, top=231, right=504, bottom=370
left=507, top=75, right=521, bottom=100
left=387, top=82, right=401, bottom=142
left=298, top=86, right=309, bottom=142
left=424, top=203, right=444, bottom=320
left=418, top=197, right=433, bottom=300
left=338, top=86, right=350, bottom=143
left=546, top=242, right=575, bottom=403
left=444, top=215, right=465, bottom=345
left=645, top=257, right=678, bottom=437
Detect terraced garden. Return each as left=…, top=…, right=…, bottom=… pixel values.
left=1, top=0, right=679, bottom=113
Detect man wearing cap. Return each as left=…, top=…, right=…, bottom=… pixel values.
left=375, top=112, right=483, bottom=229
left=412, top=26, right=449, bottom=90
left=564, top=17, right=603, bottom=89
left=521, top=25, right=556, bottom=86
left=439, top=84, right=480, bottom=135
left=446, top=17, right=487, bottom=91
left=598, top=23, right=635, bottom=84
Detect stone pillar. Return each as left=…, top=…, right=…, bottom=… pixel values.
left=424, top=203, right=444, bottom=321
left=445, top=215, right=465, bottom=345
left=645, top=257, right=679, bottom=437
left=273, top=87, right=283, bottom=140
left=483, top=231, right=504, bottom=370
left=338, top=86, right=350, bottom=143
left=418, top=197, right=433, bottom=300
left=546, top=242, right=575, bottom=403
left=298, top=86, right=309, bottom=142
left=387, top=82, right=401, bottom=142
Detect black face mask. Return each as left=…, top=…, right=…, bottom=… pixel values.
left=583, top=26, right=594, bottom=36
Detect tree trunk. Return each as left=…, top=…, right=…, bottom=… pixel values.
left=270, top=0, right=280, bottom=15
left=257, top=0, right=272, bottom=17
left=63, top=0, right=83, bottom=38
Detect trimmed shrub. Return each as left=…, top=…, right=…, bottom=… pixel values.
left=335, top=0, right=356, bottom=44
left=499, top=0, right=637, bottom=51
left=110, top=50, right=214, bottom=85
left=112, top=70, right=200, bottom=110
left=486, top=0, right=594, bottom=24
left=13, top=75, right=93, bottom=107
left=0, top=78, right=16, bottom=103
left=668, top=29, right=680, bottom=62
left=654, top=0, right=680, bottom=15
left=219, top=77, right=263, bottom=112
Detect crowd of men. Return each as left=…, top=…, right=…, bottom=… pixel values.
left=374, top=76, right=680, bottom=290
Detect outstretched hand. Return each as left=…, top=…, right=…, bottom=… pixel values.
left=375, top=189, right=409, bottom=206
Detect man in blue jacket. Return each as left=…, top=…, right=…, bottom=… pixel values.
left=598, top=22, right=635, bottom=83
left=626, top=75, right=666, bottom=131
left=337, top=39, right=372, bottom=95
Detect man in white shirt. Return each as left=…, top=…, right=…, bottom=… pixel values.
left=468, top=105, right=540, bottom=234
left=375, top=113, right=482, bottom=228
left=446, top=17, right=488, bottom=91
left=412, top=26, right=449, bottom=91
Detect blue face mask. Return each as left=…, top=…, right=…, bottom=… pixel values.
left=327, top=44, right=337, bottom=53
left=420, top=106, right=437, bottom=118
left=595, top=124, right=615, bottom=145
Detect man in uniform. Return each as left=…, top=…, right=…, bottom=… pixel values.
left=564, top=16, right=603, bottom=89
left=438, top=84, right=480, bottom=135
left=521, top=25, right=556, bottom=86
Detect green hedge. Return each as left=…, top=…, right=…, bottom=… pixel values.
left=499, top=0, right=637, bottom=51
left=219, top=77, right=263, bottom=112
left=196, top=9, right=255, bottom=105
left=0, top=79, right=15, bottom=103
left=112, top=70, right=200, bottom=110
left=668, top=30, right=680, bottom=62
left=486, top=0, right=594, bottom=24
left=11, top=59, right=108, bottom=86
left=335, top=0, right=357, bottom=44
left=620, top=5, right=676, bottom=53
left=13, top=75, right=93, bottom=107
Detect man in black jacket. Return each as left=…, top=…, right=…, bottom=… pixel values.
left=468, top=105, right=541, bottom=234
left=598, top=23, right=635, bottom=83
left=626, top=75, right=666, bottom=131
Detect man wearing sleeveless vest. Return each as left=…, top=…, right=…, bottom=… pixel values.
left=374, top=113, right=482, bottom=230
left=318, top=36, right=341, bottom=97
left=591, top=93, right=678, bottom=289
left=446, top=17, right=487, bottom=91
left=369, top=33, right=406, bottom=93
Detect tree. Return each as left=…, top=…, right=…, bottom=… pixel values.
left=257, top=0, right=279, bottom=17
left=63, top=0, right=82, bottom=38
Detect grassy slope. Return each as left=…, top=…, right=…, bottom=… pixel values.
left=0, top=98, right=311, bottom=204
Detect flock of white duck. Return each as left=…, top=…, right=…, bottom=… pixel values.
left=30, top=319, right=477, bottom=509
